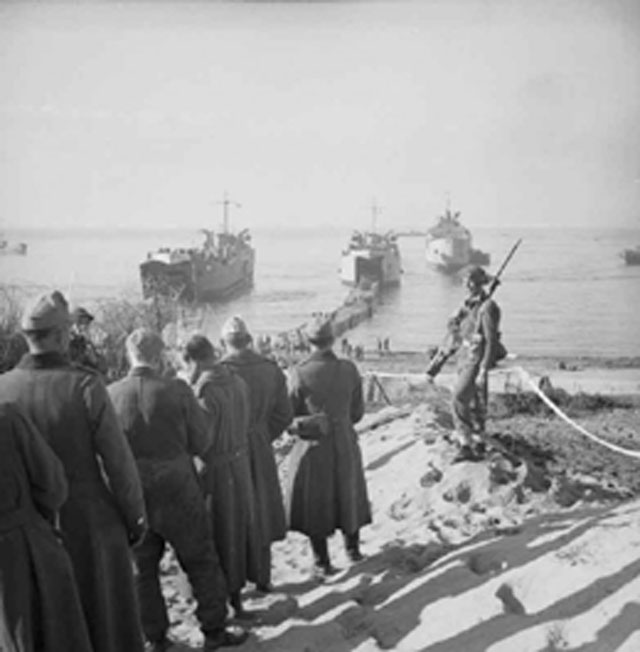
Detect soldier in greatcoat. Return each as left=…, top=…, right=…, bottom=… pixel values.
left=220, top=316, right=293, bottom=592
left=108, top=329, right=247, bottom=652
left=0, top=291, right=147, bottom=652
left=450, top=266, right=502, bottom=462
left=0, top=402, right=93, bottom=652
left=183, top=334, right=261, bottom=619
left=286, top=317, right=371, bottom=576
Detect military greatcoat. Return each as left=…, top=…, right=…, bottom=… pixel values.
left=0, top=402, right=93, bottom=652
left=286, top=349, right=371, bottom=538
left=0, top=353, right=147, bottom=652
left=193, top=364, right=261, bottom=593
left=221, top=349, right=293, bottom=546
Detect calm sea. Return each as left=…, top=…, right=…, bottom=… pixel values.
left=1, top=226, right=639, bottom=358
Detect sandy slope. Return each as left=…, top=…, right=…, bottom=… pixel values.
left=162, top=380, right=640, bottom=652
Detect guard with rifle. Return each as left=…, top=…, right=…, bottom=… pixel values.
left=426, top=240, right=521, bottom=462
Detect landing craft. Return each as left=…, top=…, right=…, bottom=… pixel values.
left=621, top=245, right=640, bottom=266
left=340, top=201, right=402, bottom=288
left=0, top=238, right=27, bottom=256
left=140, top=194, right=255, bottom=302
left=425, top=200, right=489, bottom=273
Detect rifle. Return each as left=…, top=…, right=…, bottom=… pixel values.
left=426, top=238, right=522, bottom=379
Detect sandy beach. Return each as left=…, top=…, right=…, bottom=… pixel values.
left=158, top=354, right=640, bottom=651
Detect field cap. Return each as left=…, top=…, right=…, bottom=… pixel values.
left=305, top=316, right=334, bottom=344
left=126, top=328, right=165, bottom=363
left=21, top=290, right=71, bottom=331
left=221, top=315, right=251, bottom=340
left=466, top=266, right=492, bottom=286
left=71, top=306, right=95, bottom=323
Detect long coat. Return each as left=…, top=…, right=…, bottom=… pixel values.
left=286, top=349, right=371, bottom=538
left=0, top=353, right=146, bottom=652
left=221, top=349, right=293, bottom=545
left=0, top=402, right=93, bottom=652
left=193, top=364, right=261, bottom=593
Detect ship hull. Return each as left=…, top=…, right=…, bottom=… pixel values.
left=340, top=249, right=402, bottom=287
left=140, top=249, right=255, bottom=302
left=0, top=241, right=27, bottom=256
left=425, top=234, right=472, bottom=273
left=623, top=249, right=640, bottom=266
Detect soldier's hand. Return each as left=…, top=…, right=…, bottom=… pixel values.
left=128, top=516, right=147, bottom=548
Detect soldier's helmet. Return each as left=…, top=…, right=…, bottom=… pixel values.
left=466, top=266, right=492, bottom=286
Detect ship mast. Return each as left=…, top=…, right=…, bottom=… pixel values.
left=371, top=199, right=382, bottom=233
left=217, top=191, right=241, bottom=234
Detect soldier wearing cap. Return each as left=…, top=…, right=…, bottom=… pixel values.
left=182, top=333, right=261, bottom=620
left=220, top=315, right=293, bottom=592
left=0, top=291, right=147, bottom=652
left=108, top=328, right=247, bottom=652
left=450, top=265, right=502, bottom=462
left=68, top=306, right=107, bottom=375
left=0, top=402, right=93, bottom=652
left=285, top=316, right=371, bottom=577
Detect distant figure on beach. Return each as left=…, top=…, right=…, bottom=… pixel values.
left=220, top=316, right=293, bottom=593
left=108, top=329, right=247, bottom=652
left=285, top=317, right=371, bottom=577
left=0, top=402, right=93, bottom=652
left=183, top=333, right=261, bottom=620
left=68, top=306, right=108, bottom=375
left=0, top=291, right=147, bottom=652
left=450, top=266, right=502, bottom=462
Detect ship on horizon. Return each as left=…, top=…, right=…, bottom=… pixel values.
left=140, top=193, right=255, bottom=303
left=0, top=238, right=27, bottom=256
left=425, top=200, right=489, bottom=274
left=340, top=201, right=402, bottom=288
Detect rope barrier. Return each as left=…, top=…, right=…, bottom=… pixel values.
left=363, top=366, right=640, bottom=460
left=515, top=366, right=640, bottom=460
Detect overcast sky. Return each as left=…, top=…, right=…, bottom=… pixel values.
left=1, top=0, right=639, bottom=231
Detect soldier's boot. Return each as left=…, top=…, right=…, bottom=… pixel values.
left=229, top=591, right=255, bottom=621
left=344, top=531, right=365, bottom=562
left=204, top=627, right=249, bottom=651
left=310, top=536, right=338, bottom=577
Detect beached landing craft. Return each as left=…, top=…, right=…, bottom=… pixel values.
left=0, top=238, right=27, bottom=256
left=340, top=203, right=402, bottom=288
left=140, top=195, right=255, bottom=302
left=621, top=245, right=640, bottom=265
left=425, top=201, right=489, bottom=274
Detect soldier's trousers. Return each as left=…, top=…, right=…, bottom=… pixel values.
left=451, top=360, right=484, bottom=443
left=135, top=473, right=229, bottom=643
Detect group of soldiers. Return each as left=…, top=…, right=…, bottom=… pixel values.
left=0, top=288, right=372, bottom=652
left=0, top=263, right=501, bottom=652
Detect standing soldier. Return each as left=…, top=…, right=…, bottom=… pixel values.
left=183, top=334, right=261, bottom=619
left=450, top=266, right=502, bottom=462
left=0, top=402, right=93, bottom=652
left=108, top=329, right=248, bottom=652
left=286, top=317, right=371, bottom=577
left=68, top=306, right=108, bottom=375
left=220, top=316, right=293, bottom=592
left=0, top=290, right=147, bottom=652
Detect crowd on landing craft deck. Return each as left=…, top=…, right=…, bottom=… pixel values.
left=0, top=265, right=501, bottom=652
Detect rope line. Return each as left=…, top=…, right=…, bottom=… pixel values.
left=516, top=366, right=640, bottom=460
left=362, top=367, right=640, bottom=460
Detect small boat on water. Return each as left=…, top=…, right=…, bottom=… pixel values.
left=340, top=203, right=402, bottom=288
left=425, top=201, right=489, bottom=273
left=140, top=195, right=255, bottom=302
left=622, top=246, right=640, bottom=266
left=0, top=239, right=27, bottom=256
